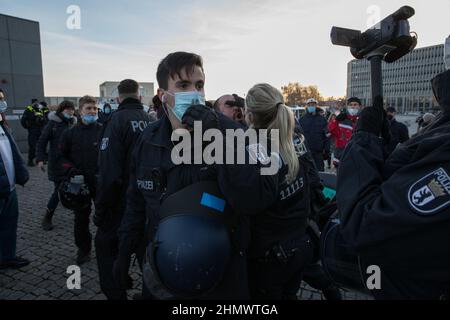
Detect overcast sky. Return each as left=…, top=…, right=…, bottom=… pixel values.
left=1, top=0, right=449, bottom=99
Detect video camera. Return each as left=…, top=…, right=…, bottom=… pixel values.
left=331, top=6, right=417, bottom=103
left=331, top=6, right=417, bottom=63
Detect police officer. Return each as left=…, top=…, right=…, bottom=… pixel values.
left=21, top=99, right=50, bottom=167
left=243, top=83, right=314, bottom=299
left=113, top=52, right=279, bottom=300
left=36, top=101, right=77, bottom=231
left=59, top=96, right=103, bottom=265
left=336, top=70, right=450, bottom=299
left=94, top=79, right=153, bottom=300
left=299, top=98, right=329, bottom=172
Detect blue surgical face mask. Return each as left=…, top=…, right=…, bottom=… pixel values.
left=63, top=112, right=73, bottom=120
left=307, top=106, right=316, bottom=114
left=82, top=114, right=98, bottom=124
left=164, top=91, right=206, bottom=121
left=104, top=108, right=111, bottom=114
left=0, top=101, right=7, bottom=113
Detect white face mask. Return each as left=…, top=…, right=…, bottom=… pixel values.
left=348, top=108, right=359, bottom=116
left=445, top=37, right=450, bottom=70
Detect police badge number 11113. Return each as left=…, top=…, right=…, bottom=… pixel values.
left=170, top=304, right=279, bottom=318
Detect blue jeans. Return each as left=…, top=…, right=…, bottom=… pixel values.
left=47, top=182, right=60, bottom=211
left=0, top=190, right=19, bottom=263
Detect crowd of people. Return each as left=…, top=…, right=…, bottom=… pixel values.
left=0, top=50, right=449, bottom=300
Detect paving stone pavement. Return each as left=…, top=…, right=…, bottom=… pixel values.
left=0, top=165, right=372, bottom=300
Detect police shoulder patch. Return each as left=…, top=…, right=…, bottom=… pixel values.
left=293, top=133, right=308, bottom=157
left=408, top=168, right=450, bottom=216
left=100, top=137, right=109, bottom=151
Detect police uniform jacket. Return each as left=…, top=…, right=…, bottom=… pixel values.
left=95, top=98, right=153, bottom=227
left=336, top=70, right=450, bottom=299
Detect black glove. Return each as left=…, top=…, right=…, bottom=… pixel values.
left=112, top=254, right=133, bottom=290
left=356, top=96, right=390, bottom=142
left=336, top=109, right=348, bottom=122
left=182, top=104, right=220, bottom=132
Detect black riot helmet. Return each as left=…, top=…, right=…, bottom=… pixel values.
left=58, top=175, right=91, bottom=211
left=143, top=181, right=232, bottom=299
left=320, top=212, right=369, bottom=294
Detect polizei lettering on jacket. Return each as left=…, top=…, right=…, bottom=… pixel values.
left=130, top=120, right=150, bottom=133
left=137, top=180, right=154, bottom=191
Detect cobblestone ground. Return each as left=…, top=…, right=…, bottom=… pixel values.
left=0, top=165, right=372, bottom=300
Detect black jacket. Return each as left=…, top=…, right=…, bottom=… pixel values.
left=0, top=123, right=29, bottom=198
left=249, top=132, right=314, bottom=257
left=336, top=70, right=450, bottom=299
left=95, top=98, right=153, bottom=226
left=298, top=113, right=328, bottom=153
left=59, top=121, right=103, bottom=187
left=118, top=113, right=279, bottom=257
left=20, top=104, right=50, bottom=133
left=385, top=118, right=409, bottom=154
left=36, top=112, right=77, bottom=182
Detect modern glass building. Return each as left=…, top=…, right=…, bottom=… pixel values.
left=0, top=13, right=44, bottom=150
left=347, top=44, right=446, bottom=113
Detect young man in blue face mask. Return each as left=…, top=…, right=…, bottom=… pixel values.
left=58, top=96, right=102, bottom=265
left=299, top=98, right=329, bottom=171
left=114, top=52, right=279, bottom=300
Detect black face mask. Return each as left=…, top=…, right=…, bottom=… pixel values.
left=387, top=115, right=394, bottom=121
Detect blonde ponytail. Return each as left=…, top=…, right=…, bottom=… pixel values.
left=246, top=83, right=299, bottom=183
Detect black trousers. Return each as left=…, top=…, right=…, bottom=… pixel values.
left=74, top=205, right=92, bottom=253
left=311, top=152, right=325, bottom=172
left=95, top=214, right=127, bottom=300
left=28, top=130, right=41, bottom=161
left=248, top=234, right=313, bottom=300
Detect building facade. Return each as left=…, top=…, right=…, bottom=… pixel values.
left=347, top=44, right=446, bottom=113
left=0, top=13, right=45, bottom=151
left=99, top=81, right=154, bottom=106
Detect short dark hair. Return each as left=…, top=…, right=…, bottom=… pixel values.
left=79, top=95, right=97, bottom=109
left=57, top=100, right=75, bottom=113
left=31, top=99, right=38, bottom=104
left=386, top=107, right=396, bottom=113
left=347, top=97, right=362, bottom=106
left=40, top=101, right=48, bottom=108
left=157, top=52, right=204, bottom=90
left=118, top=79, right=140, bottom=99
left=152, top=95, right=162, bottom=109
